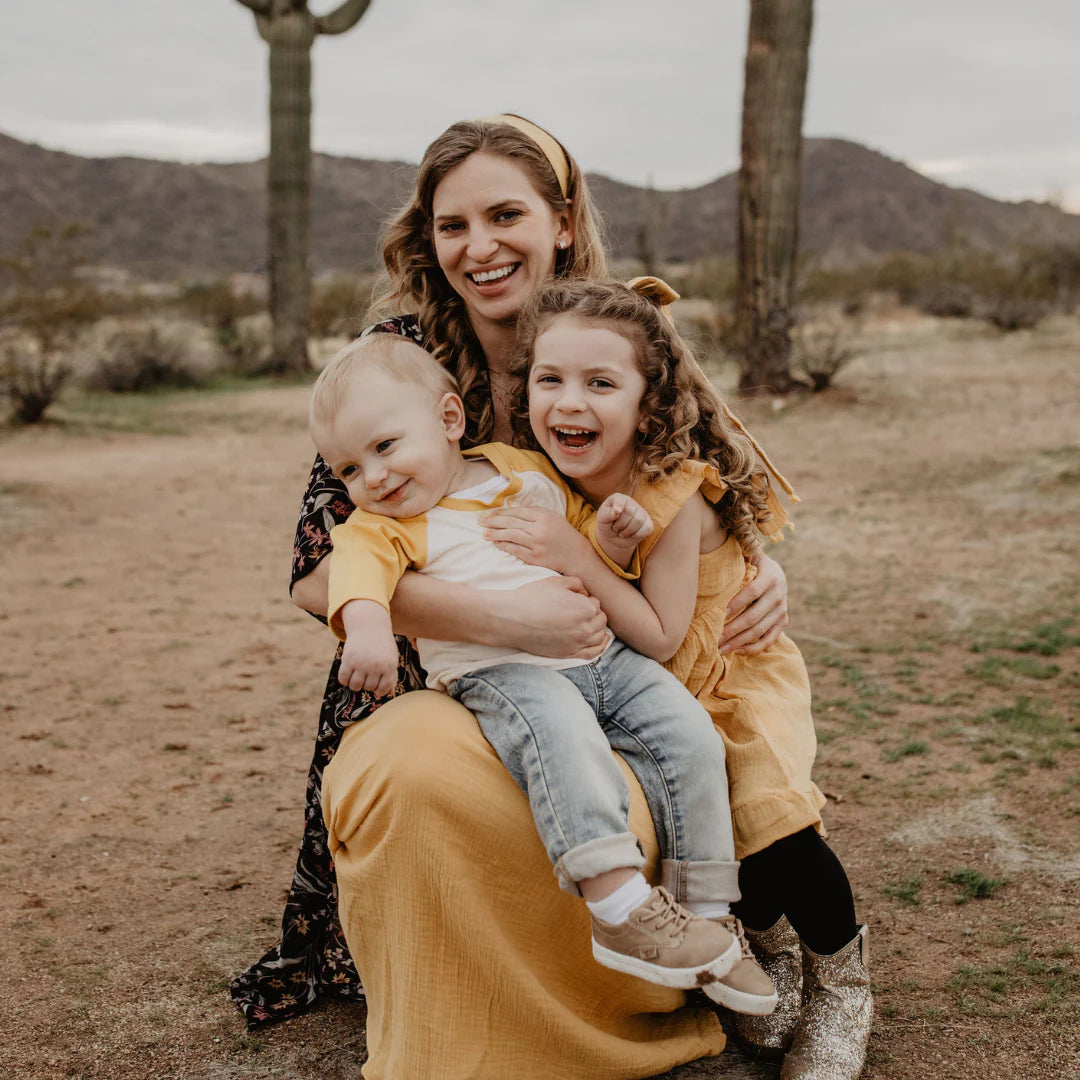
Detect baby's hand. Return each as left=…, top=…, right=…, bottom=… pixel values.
left=338, top=601, right=398, bottom=697
left=596, top=494, right=653, bottom=568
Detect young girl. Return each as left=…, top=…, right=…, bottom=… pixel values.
left=484, top=278, right=872, bottom=1080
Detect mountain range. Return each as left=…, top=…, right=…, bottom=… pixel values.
left=1, top=131, right=1077, bottom=280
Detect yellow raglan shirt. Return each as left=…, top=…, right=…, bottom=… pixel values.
left=327, top=444, right=620, bottom=691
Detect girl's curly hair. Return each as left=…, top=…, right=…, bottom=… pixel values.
left=368, top=117, right=607, bottom=448
left=509, top=280, right=774, bottom=557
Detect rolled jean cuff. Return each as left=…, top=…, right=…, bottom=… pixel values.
left=554, top=832, right=646, bottom=896
left=661, top=858, right=742, bottom=904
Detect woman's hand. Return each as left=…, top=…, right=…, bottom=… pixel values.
left=717, top=549, right=789, bottom=656
left=483, top=506, right=590, bottom=574
left=500, top=577, right=609, bottom=659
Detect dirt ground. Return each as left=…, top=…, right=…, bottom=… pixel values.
left=2, top=309, right=1078, bottom=1080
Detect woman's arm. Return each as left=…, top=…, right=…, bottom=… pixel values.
left=296, top=558, right=610, bottom=660
left=292, top=557, right=330, bottom=617
left=716, top=549, right=789, bottom=655
left=290, top=454, right=355, bottom=620
left=391, top=572, right=609, bottom=659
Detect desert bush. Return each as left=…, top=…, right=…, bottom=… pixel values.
left=82, top=318, right=226, bottom=393
left=179, top=279, right=264, bottom=333
left=792, top=317, right=861, bottom=392
left=797, top=262, right=876, bottom=312
left=984, top=296, right=1053, bottom=332
left=0, top=333, right=72, bottom=424
left=310, top=274, right=374, bottom=338
left=1006, top=244, right=1080, bottom=309
left=674, top=299, right=737, bottom=372
left=225, top=312, right=274, bottom=374
left=669, top=258, right=738, bottom=303
left=917, top=282, right=979, bottom=319
left=0, top=221, right=99, bottom=423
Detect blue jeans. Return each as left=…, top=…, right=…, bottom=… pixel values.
left=449, top=640, right=739, bottom=901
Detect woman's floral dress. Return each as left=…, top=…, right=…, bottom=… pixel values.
left=229, top=316, right=428, bottom=1027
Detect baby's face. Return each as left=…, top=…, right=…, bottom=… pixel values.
left=314, top=369, right=464, bottom=519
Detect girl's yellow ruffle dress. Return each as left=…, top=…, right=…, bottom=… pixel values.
left=633, top=459, right=826, bottom=859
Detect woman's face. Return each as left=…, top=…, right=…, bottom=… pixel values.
left=431, top=151, right=572, bottom=335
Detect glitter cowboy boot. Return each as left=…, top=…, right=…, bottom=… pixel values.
left=780, top=924, right=872, bottom=1080
left=731, top=915, right=803, bottom=1056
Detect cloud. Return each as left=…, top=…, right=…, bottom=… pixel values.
left=2, top=119, right=265, bottom=163
left=914, top=148, right=1080, bottom=208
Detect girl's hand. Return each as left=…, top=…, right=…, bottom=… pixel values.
left=595, top=494, right=653, bottom=569
left=717, top=549, right=789, bottom=656
left=502, top=577, right=609, bottom=659
left=483, top=506, right=590, bottom=574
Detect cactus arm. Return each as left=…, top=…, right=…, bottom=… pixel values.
left=313, top=0, right=373, bottom=35
left=233, top=0, right=273, bottom=14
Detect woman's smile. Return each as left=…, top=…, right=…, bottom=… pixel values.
left=466, top=262, right=521, bottom=287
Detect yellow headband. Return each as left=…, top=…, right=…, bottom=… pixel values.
left=482, top=113, right=571, bottom=201
left=627, top=275, right=800, bottom=505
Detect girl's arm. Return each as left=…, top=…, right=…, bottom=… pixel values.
left=484, top=501, right=703, bottom=662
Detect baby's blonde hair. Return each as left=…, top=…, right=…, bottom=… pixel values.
left=310, top=334, right=460, bottom=430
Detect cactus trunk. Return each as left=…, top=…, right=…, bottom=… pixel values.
left=238, top=0, right=374, bottom=374
left=265, top=10, right=315, bottom=373
left=734, top=0, right=814, bottom=395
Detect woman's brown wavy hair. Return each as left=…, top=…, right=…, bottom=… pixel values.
left=509, top=280, right=774, bottom=557
left=369, top=118, right=607, bottom=447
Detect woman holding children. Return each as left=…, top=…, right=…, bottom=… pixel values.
left=232, top=115, right=871, bottom=1079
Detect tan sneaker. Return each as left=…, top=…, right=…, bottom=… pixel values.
left=590, top=886, right=741, bottom=988
left=702, top=915, right=779, bottom=1016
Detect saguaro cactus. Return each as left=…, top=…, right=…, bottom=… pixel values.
left=733, top=0, right=813, bottom=395
left=234, top=0, right=373, bottom=373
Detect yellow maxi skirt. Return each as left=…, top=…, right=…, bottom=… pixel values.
left=322, top=689, right=726, bottom=1080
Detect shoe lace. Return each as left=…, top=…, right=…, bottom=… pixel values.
left=640, top=888, right=693, bottom=935
left=717, top=914, right=754, bottom=959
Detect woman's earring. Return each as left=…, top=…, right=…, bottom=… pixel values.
left=557, top=240, right=568, bottom=249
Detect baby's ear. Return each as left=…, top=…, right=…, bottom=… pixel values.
left=439, top=392, right=467, bottom=441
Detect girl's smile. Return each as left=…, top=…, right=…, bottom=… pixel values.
left=528, top=315, right=647, bottom=505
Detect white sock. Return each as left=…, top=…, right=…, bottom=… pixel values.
left=585, top=873, right=652, bottom=925
left=684, top=899, right=731, bottom=919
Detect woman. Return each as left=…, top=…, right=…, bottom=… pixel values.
left=232, top=115, right=790, bottom=1077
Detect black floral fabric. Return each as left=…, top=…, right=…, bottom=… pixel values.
left=230, top=316, right=429, bottom=1027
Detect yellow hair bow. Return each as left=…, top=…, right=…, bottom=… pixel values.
left=627, top=275, right=680, bottom=324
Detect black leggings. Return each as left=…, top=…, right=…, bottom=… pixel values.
left=731, top=826, right=859, bottom=955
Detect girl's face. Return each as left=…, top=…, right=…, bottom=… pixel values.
left=528, top=315, right=647, bottom=503
left=431, top=152, right=572, bottom=334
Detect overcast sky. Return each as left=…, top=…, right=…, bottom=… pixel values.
left=1, top=0, right=1077, bottom=209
